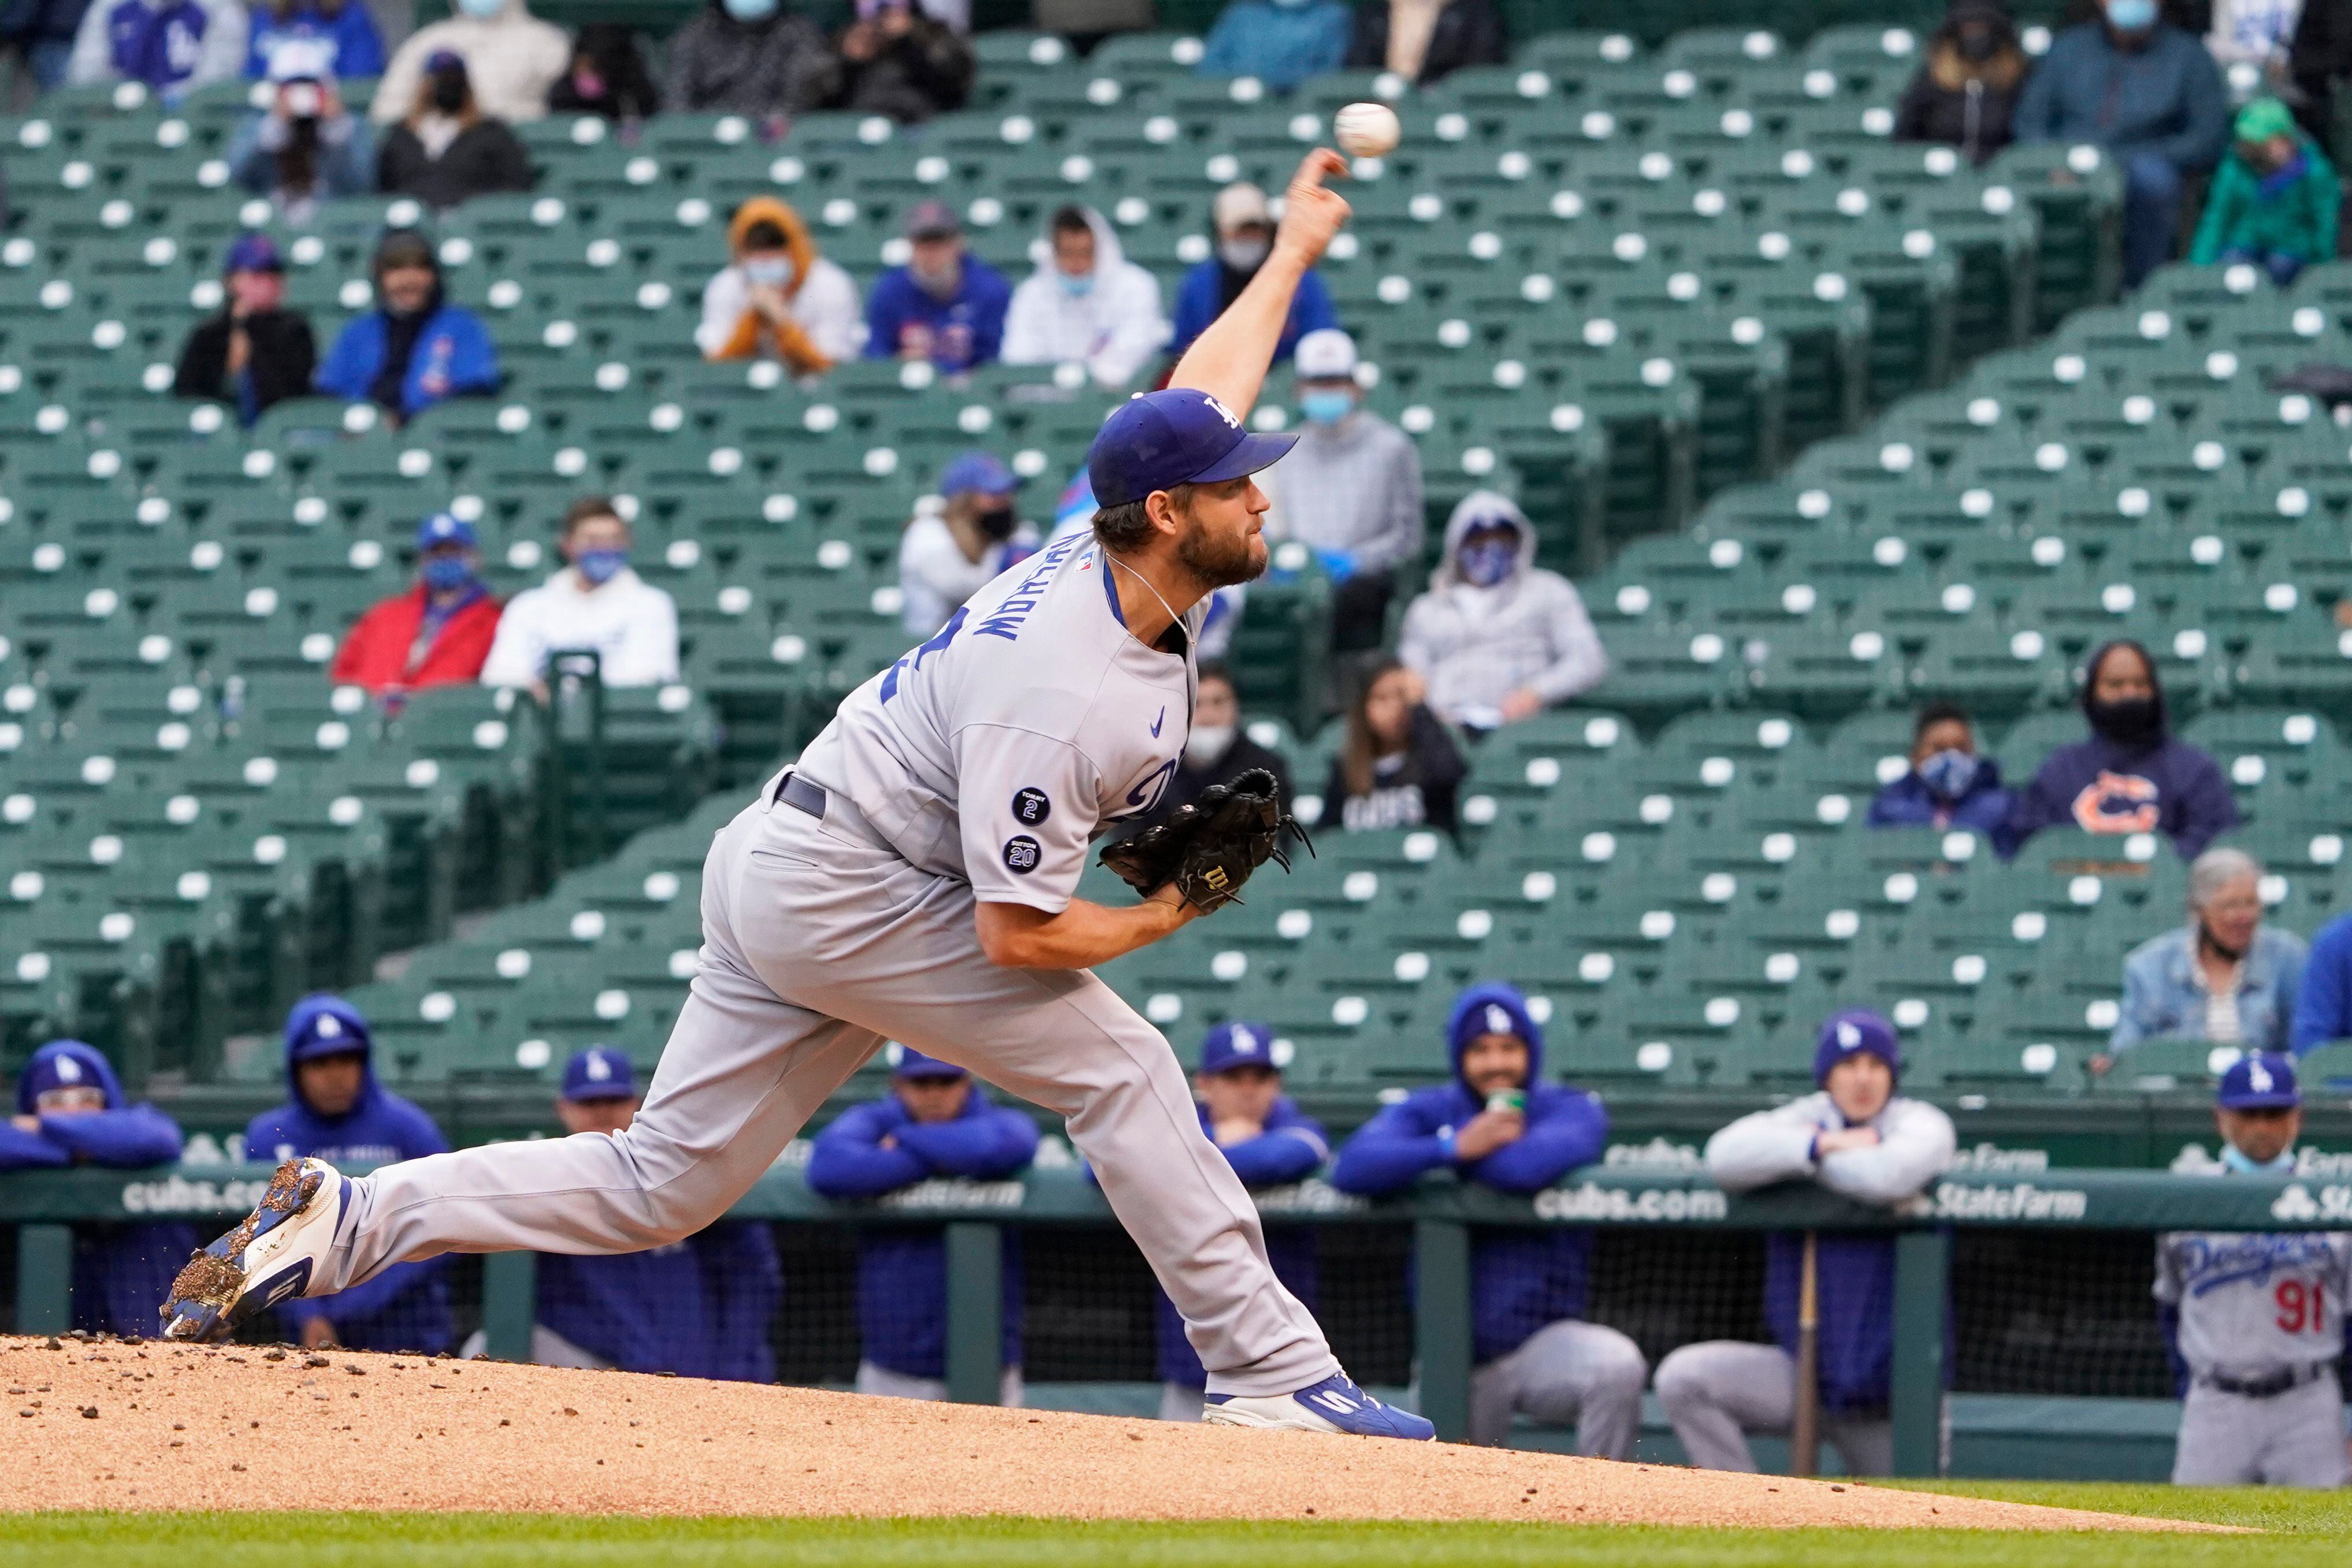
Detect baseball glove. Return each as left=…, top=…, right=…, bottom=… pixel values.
left=1098, top=767, right=1311, bottom=913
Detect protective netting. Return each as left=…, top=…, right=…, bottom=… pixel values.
left=1952, top=1231, right=2174, bottom=1399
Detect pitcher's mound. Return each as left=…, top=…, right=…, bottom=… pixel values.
left=0, top=1338, right=2209, bottom=1529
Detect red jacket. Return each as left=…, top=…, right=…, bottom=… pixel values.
left=330, top=587, right=504, bottom=694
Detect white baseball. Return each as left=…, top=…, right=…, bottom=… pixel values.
left=1333, top=101, right=1401, bottom=159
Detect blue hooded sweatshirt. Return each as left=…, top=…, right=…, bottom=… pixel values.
left=2, top=1039, right=195, bottom=1336
left=245, top=994, right=452, bottom=1352
left=1331, top=982, right=1610, bottom=1365
left=536, top=1223, right=783, bottom=1381
left=314, top=300, right=500, bottom=421
left=805, top=1080, right=1039, bottom=1379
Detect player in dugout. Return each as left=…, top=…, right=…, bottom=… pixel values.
left=807, top=1045, right=1038, bottom=1404
left=456, top=1047, right=783, bottom=1379
left=1332, top=982, right=1648, bottom=1452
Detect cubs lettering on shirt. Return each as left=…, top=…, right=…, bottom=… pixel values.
left=2156, top=1227, right=2352, bottom=1376
left=795, top=528, right=1200, bottom=913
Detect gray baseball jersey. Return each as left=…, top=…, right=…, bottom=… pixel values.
left=795, top=527, right=1202, bottom=912
left=2154, top=1225, right=2352, bottom=1376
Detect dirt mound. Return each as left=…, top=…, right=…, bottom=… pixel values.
left=0, top=1337, right=2209, bottom=1529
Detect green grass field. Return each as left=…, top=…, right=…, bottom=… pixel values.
left=3, top=1487, right=2347, bottom=1568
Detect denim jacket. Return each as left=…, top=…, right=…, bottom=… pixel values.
left=2111, top=924, right=2307, bottom=1054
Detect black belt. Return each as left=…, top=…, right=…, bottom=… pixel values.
left=2201, top=1361, right=2338, bottom=1398
left=773, top=772, right=827, bottom=819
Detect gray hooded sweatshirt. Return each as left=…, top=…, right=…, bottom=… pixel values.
left=1397, top=491, right=1608, bottom=727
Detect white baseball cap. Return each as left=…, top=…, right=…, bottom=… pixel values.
left=1295, top=328, right=1358, bottom=381
left=1212, top=181, right=1272, bottom=232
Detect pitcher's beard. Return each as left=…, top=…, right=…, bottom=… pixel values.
left=1177, top=526, right=1266, bottom=590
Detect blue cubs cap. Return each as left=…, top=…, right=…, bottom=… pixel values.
left=224, top=233, right=283, bottom=275
left=415, top=512, right=475, bottom=551
left=1085, top=388, right=1298, bottom=509
left=1813, top=1008, right=1902, bottom=1087
left=1198, top=1021, right=1280, bottom=1076
left=2218, top=1050, right=2299, bottom=1110
left=562, top=1046, right=637, bottom=1101
left=938, top=451, right=1019, bottom=499
left=889, top=1044, right=967, bottom=1081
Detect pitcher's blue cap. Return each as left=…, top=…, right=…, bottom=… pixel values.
left=1198, top=1021, right=1280, bottom=1076
left=1085, top=389, right=1296, bottom=509
left=416, top=512, right=475, bottom=550
left=889, top=1045, right=967, bottom=1080
left=562, top=1046, right=636, bottom=1101
left=2218, top=1051, right=2299, bottom=1110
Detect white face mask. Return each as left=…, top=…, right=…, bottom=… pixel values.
left=1218, top=237, right=1270, bottom=272
left=1184, top=724, right=1235, bottom=766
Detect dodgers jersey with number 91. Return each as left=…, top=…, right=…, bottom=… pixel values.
left=2155, top=1224, right=2352, bottom=1377
left=793, top=527, right=1202, bottom=914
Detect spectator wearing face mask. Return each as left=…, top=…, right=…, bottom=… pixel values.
left=1258, top=328, right=1422, bottom=653
left=2101, top=847, right=2304, bottom=1073
left=243, top=0, right=380, bottom=80
left=898, top=451, right=1036, bottom=638
left=174, top=233, right=317, bottom=427
left=1323, top=657, right=1466, bottom=835
left=1135, top=664, right=1293, bottom=830
left=377, top=50, right=534, bottom=210
left=371, top=0, right=568, bottom=128
left=1894, top=0, right=2032, bottom=165
left=1344, top=0, right=1507, bottom=87
left=1398, top=491, right=1608, bottom=731
left=1167, top=181, right=1341, bottom=368
left=1197, top=0, right=1352, bottom=92
left=331, top=512, right=506, bottom=698
left=482, top=495, right=680, bottom=700
left=546, top=23, right=661, bottom=119
left=227, top=38, right=374, bottom=225
left=1866, top=701, right=2015, bottom=833
left=1996, top=638, right=2238, bottom=860
left=828, top=0, right=974, bottom=123
left=865, top=199, right=1012, bottom=373
left=315, top=227, right=501, bottom=425
left=67, top=0, right=248, bottom=95
left=698, top=195, right=861, bottom=371
left=2188, top=96, right=2338, bottom=285
left=664, top=0, right=838, bottom=116
left=1001, top=204, right=1167, bottom=389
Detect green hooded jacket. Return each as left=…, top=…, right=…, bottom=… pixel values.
left=2189, top=133, right=2341, bottom=264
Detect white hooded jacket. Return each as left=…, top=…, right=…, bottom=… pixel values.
left=1001, top=206, right=1166, bottom=388
left=1396, top=491, right=1608, bottom=727
left=371, top=0, right=571, bottom=127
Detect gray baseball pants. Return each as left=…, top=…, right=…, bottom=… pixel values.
left=2172, top=1377, right=2350, bottom=1487
left=1466, top=1318, right=1649, bottom=1455
left=1655, top=1341, right=1894, bottom=1476
left=306, top=782, right=1340, bottom=1398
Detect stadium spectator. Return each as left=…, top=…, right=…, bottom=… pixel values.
left=1865, top=702, right=2015, bottom=833
left=2209, top=0, right=2305, bottom=71
left=827, top=0, right=973, bottom=122
left=1332, top=983, right=1645, bottom=1454
left=371, top=0, right=569, bottom=128
left=1259, top=328, right=1421, bottom=652
left=172, top=232, right=317, bottom=427
left=242, top=0, right=380, bottom=80
left=864, top=199, right=1011, bottom=373
left=456, top=1049, right=783, bottom=1377
left=1893, top=0, right=2031, bottom=165
left=2188, top=96, right=2338, bottom=283
left=315, top=228, right=501, bottom=425
left=545, top=23, right=660, bottom=119
left=66, top=0, right=248, bottom=95
left=1, top=1039, right=195, bottom=1338
left=330, top=512, right=504, bottom=697
left=1197, top=0, right=1352, bottom=92
left=1135, top=664, right=1293, bottom=829
left=481, top=495, right=680, bottom=697
left=2012, top=0, right=2230, bottom=287
left=227, top=38, right=376, bottom=224
left=1345, top=0, right=1507, bottom=86
left=897, top=449, right=1035, bottom=638
left=2285, top=0, right=2352, bottom=144
left=663, top=0, right=837, bottom=117
left=806, top=1047, right=1037, bottom=1404
left=1322, top=658, right=1466, bottom=835
left=1166, top=180, right=1341, bottom=367
left=1995, top=640, right=2238, bottom=860
left=1656, top=1010, right=1958, bottom=1476
left=1002, top=204, right=1166, bottom=389
left=1154, top=1022, right=1327, bottom=1422
left=376, top=50, right=535, bottom=210
left=2290, top=899, right=2352, bottom=1050
left=3, top=0, right=95, bottom=89
left=1397, top=491, right=1608, bottom=731
left=2156, top=1053, right=2352, bottom=1487
left=246, top=995, right=452, bottom=1353
left=2102, top=847, right=2305, bottom=1072
left=697, top=195, right=861, bottom=371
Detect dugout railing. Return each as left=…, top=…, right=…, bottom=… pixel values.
left=7, top=1162, right=2350, bottom=1470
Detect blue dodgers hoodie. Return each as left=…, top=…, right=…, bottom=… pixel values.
left=1331, top=983, right=1610, bottom=1365
left=536, top=1221, right=783, bottom=1381
left=805, top=1082, right=1039, bottom=1379
left=2, top=1039, right=195, bottom=1336
left=244, top=995, right=453, bottom=1352
left=314, top=300, right=500, bottom=421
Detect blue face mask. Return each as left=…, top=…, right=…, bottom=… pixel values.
left=2221, top=1143, right=2296, bottom=1175
left=1301, top=390, right=1355, bottom=426
left=1057, top=271, right=1095, bottom=298
left=420, top=555, right=475, bottom=593
left=1458, top=538, right=1517, bottom=588
left=1918, top=748, right=1981, bottom=801
left=722, top=0, right=777, bottom=20
left=2105, top=0, right=2157, bottom=31
left=457, top=0, right=504, bottom=16
left=577, top=548, right=628, bottom=586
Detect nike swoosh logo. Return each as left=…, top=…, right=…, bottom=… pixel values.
left=1150, top=707, right=1165, bottom=737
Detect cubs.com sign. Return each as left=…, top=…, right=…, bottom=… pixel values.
left=1533, top=1183, right=1730, bottom=1223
